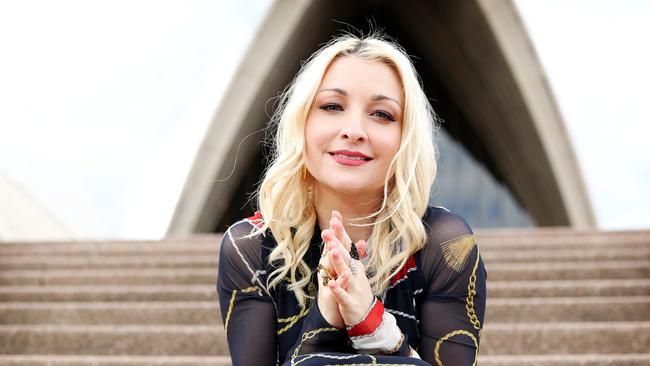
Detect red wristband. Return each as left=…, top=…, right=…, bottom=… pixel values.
left=347, top=298, right=385, bottom=337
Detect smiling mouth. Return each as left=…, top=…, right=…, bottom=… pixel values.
left=328, top=152, right=372, bottom=161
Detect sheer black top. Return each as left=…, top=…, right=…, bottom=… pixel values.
left=217, top=206, right=487, bottom=365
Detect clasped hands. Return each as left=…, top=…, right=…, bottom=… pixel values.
left=317, top=210, right=375, bottom=330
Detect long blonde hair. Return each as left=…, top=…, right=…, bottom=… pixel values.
left=255, top=33, right=438, bottom=308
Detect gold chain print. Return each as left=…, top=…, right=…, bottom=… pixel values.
left=277, top=306, right=311, bottom=335
left=224, top=289, right=237, bottom=338
left=434, top=245, right=482, bottom=365
left=291, top=327, right=339, bottom=360
left=434, top=330, right=479, bottom=366
left=465, top=248, right=482, bottom=330
left=224, top=286, right=259, bottom=338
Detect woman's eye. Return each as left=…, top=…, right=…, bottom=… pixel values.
left=372, top=110, right=395, bottom=121
left=319, top=103, right=343, bottom=111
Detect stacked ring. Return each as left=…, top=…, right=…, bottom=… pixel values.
left=349, top=242, right=359, bottom=260
left=317, top=264, right=335, bottom=286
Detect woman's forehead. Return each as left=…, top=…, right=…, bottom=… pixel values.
left=319, top=56, right=404, bottom=105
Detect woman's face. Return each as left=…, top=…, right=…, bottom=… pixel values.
left=305, top=56, right=403, bottom=198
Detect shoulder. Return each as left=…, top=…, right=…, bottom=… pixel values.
left=219, top=212, right=268, bottom=261
left=422, top=205, right=474, bottom=241
left=226, top=211, right=266, bottom=237
left=419, top=205, right=477, bottom=272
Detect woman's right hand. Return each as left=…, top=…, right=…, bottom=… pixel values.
left=317, top=250, right=345, bottom=328
left=316, top=211, right=367, bottom=329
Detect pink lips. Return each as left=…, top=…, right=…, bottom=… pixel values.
left=329, top=150, right=372, bottom=166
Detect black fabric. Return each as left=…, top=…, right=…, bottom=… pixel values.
left=216, top=206, right=487, bottom=366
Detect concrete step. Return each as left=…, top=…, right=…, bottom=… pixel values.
left=486, top=296, right=650, bottom=322
left=479, top=354, right=650, bottom=366
left=482, top=247, right=650, bottom=263
left=0, top=355, right=231, bottom=366
left=0, top=325, right=227, bottom=355
left=3, top=322, right=648, bottom=356
left=475, top=227, right=649, bottom=238
left=0, top=268, right=216, bottom=286
left=0, top=255, right=218, bottom=270
left=1, top=279, right=647, bottom=303
left=487, top=260, right=649, bottom=280
left=1, top=354, right=649, bottom=366
left=0, top=302, right=221, bottom=325
left=1, top=230, right=647, bottom=363
left=0, top=238, right=220, bottom=256
left=0, top=235, right=219, bottom=247
left=0, top=285, right=218, bottom=302
left=2, top=260, right=647, bottom=286
left=0, top=243, right=218, bottom=257
left=476, top=230, right=649, bottom=250
left=1, top=230, right=647, bottom=255
left=2, top=246, right=648, bottom=270
left=480, top=321, right=650, bottom=355
left=2, top=297, right=648, bottom=325
left=488, top=279, right=650, bottom=297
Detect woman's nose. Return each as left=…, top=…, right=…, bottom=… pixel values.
left=340, top=112, right=367, bottom=142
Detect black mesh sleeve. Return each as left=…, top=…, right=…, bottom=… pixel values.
left=217, top=221, right=278, bottom=366
left=286, top=298, right=351, bottom=359
left=417, top=208, right=487, bottom=365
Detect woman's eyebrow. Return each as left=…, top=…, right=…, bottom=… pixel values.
left=371, top=94, right=402, bottom=109
left=318, top=88, right=402, bottom=109
left=319, top=88, right=347, bottom=96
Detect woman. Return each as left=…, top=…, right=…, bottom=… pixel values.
left=217, top=33, right=486, bottom=366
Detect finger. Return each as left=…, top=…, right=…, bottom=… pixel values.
left=356, top=240, right=368, bottom=260
left=336, top=269, right=352, bottom=289
left=321, top=231, right=344, bottom=276
left=329, top=247, right=350, bottom=276
left=318, top=249, right=337, bottom=278
left=332, top=211, right=353, bottom=244
left=324, top=229, right=352, bottom=265
left=328, top=279, right=352, bottom=306
left=330, top=216, right=351, bottom=251
left=319, top=252, right=332, bottom=271
left=321, top=229, right=339, bottom=253
left=327, top=223, right=353, bottom=261
left=321, top=228, right=331, bottom=242
left=321, top=228, right=341, bottom=245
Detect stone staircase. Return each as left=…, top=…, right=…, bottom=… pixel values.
left=0, top=229, right=648, bottom=365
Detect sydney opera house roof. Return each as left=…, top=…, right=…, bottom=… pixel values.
left=168, top=0, right=594, bottom=235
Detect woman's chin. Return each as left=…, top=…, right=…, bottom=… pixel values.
left=324, top=181, right=383, bottom=197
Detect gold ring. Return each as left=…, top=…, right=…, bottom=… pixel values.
left=317, top=264, right=336, bottom=286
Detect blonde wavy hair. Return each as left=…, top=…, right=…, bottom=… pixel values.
left=254, top=33, right=438, bottom=308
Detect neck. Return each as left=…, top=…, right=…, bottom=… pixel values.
left=312, top=184, right=382, bottom=244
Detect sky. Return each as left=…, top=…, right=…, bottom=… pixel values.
left=514, top=0, right=650, bottom=229
left=0, top=0, right=648, bottom=240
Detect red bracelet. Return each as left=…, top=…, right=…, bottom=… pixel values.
left=347, top=298, right=385, bottom=337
